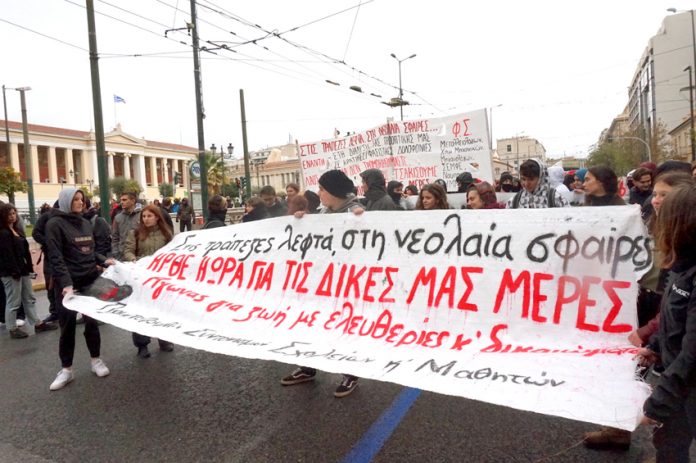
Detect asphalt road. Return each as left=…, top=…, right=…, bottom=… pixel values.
left=0, top=290, right=682, bottom=463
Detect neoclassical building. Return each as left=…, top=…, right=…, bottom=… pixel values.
left=0, top=120, right=196, bottom=207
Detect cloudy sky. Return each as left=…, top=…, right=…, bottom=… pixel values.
left=1, top=0, right=693, bottom=159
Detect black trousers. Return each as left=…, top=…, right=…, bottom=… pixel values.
left=132, top=332, right=171, bottom=349
left=179, top=220, right=192, bottom=232
left=55, top=280, right=101, bottom=368
left=653, top=389, right=696, bottom=462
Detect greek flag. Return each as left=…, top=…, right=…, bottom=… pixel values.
left=113, top=95, right=126, bottom=103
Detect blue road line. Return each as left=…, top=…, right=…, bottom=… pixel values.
left=341, top=387, right=422, bottom=463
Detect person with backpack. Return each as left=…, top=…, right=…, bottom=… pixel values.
left=506, top=159, right=569, bottom=209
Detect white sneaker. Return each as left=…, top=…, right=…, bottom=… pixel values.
left=90, top=358, right=110, bottom=377
left=50, top=369, right=74, bottom=391
left=16, top=319, right=25, bottom=327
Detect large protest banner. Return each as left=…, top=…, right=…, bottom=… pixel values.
left=67, top=206, right=651, bottom=430
left=298, top=109, right=492, bottom=193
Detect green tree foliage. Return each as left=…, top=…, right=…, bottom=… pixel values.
left=158, top=182, right=174, bottom=198
left=0, top=166, right=27, bottom=205
left=220, top=182, right=239, bottom=198
left=108, top=177, right=143, bottom=198
left=205, top=152, right=226, bottom=194
left=588, top=122, right=671, bottom=175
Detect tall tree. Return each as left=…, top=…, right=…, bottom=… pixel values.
left=0, top=166, right=27, bottom=205
left=205, top=152, right=226, bottom=194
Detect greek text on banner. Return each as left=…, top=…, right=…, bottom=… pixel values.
left=66, top=206, right=652, bottom=430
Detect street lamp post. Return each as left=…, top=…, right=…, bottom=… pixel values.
left=390, top=53, right=416, bottom=121
left=686, top=66, right=695, bottom=161
left=2, top=85, right=10, bottom=151
left=210, top=142, right=234, bottom=194
left=668, top=8, right=696, bottom=161
left=609, top=136, right=652, bottom=163
left=16, top=87, right=36, bottom=225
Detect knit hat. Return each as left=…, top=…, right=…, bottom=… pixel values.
left=318, top=170, right=355, bottom=199
left=574, top=168, right=588, bottom=182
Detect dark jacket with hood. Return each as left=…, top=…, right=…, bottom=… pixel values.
left=644, top=255, right=696, bottom=423
left=45, top=188, right=103, bottom=289
left=360, top=169, right=402, bottom=211
left=204, top=210, right=227, bottom=229
left=83, top=208, right=112, bottom=259
left=0, top=227, right=32, bottom=278
left=32, top=205, right=60, bottom=276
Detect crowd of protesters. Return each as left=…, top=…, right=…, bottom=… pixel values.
left=3, top=157, right=696, bottom=460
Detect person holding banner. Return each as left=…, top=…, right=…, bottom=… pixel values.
left=415, top=184, right=449, bottom=210
left=466, top=182, right=505, bottom=210
left=281, top=169, right=363, bottom=397
left=45, top=188, right=113, bottom=391
left=639, top=183, right=696, bottom=461
left=123, top=205, right=175, bottom=358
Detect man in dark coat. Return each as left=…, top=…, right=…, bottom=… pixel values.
left=359, top=169, right=402, bottom=211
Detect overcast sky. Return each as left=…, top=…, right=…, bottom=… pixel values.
left=1, top=0, right=693, bottom=160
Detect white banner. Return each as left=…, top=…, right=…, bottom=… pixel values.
left=66, top=206, right=651, bottom=430
left=298, top=110, right=493, bottom=193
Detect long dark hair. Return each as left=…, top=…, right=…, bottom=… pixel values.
left=648, top=171, right=694, bottom=234
left=136, top=204, right=173, bottom=243
left=416, top=183, right=449, bottom=210
left=656, top=184, right=696, bottom=268
left=0, top=203, right=22, bottom=236
left=585, top=166, right=623, bottom=206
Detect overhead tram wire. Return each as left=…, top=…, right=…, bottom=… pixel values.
left=96, top=0, right=172, bottom=30
left=155, top=0, right=363, bottom=89
left=65, top=0, right=401, bottom=108
left=0, top=17, right=89, bottom=52
left=195, top=0, right=442, bottom=115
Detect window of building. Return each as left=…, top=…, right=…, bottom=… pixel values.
left=506, top=144, right=512, bottom=152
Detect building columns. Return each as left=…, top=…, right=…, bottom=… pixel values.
left=162, top=158, right=170, bottom=183
left=136, top=154, right=147, bottom=188
left=65, top=148, right=74, bottom=185
left=123, top=153, right=131, bottom=179
left=107, top=152, right=115, bottom=177
left=30, top=145, right=40, bottom=185
left=149, top=156, right=158, bottom=187
left=48, top=146, right=58, bottom=183
left=10, top=143, right=19, bottom=171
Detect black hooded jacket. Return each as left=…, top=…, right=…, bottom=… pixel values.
left=46, top=210, right=103, bottom=288
left=644, top=255, right=696, bottom=423
left=360, top=169, right=402, bottom=211
left=83, top=208, right=112, bottom=259
left=0, top=228, right=32, bottom=277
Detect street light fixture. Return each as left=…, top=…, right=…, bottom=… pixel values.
left=668, top=8, right=696, bottom=161
left=390, top=53, right=417, bottom=121
left=210, top=142, right=234, bottom=193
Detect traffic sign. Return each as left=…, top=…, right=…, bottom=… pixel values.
left=190, top=161, right=201, bottom=178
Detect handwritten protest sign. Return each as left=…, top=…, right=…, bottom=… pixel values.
left=298, top=109, right=492, bottom=192
left=66, top=206, right=651, bottom=430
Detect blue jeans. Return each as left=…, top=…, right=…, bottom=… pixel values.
left=2, top=276, right=40, bottom=330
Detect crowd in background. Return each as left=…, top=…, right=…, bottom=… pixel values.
left=2, top=157, right=696, bottom=460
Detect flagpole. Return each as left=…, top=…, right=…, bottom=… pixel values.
left=113, top=98, right=116, bottom=128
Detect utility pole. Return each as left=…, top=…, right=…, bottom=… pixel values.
left=390, top=53, right=416, bottom=121
left=86, top=0, right=110, bottom=220
left=17, top=88, right=36, bottom=224
left=240, top=89, right=252, bottom=199
left=2, top=85, right=10, bottom=149
left=687, top=66, right=696, bottom=162
left=190, top=0, right=208, bottom=220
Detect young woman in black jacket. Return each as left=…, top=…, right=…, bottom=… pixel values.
left=0, top=204, right=57, bottom=338
left=45, top=188, right=114, bottom=391
left=640, top=184, right=696, bottom=460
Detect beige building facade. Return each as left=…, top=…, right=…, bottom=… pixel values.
left=495, top=136, right=547, bottom=170
left=0, top=120, right=196, bottom=207
left=228, top=142, right=302, bottom=194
